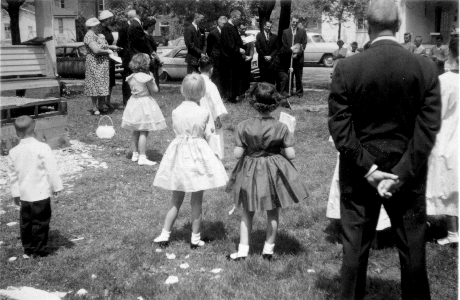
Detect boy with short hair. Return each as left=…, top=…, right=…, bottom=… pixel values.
left=7, top=115, right=63, bottom=258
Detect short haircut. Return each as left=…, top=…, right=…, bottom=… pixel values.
left=230, top=10, right=241, bottom=18
left=14, top=115, right=35, bottom=136
left=351, top=42, right=358, bottom=46
left=181, top=73, right=206, bottom=101
left=404, top=32, right=411, bottom=38
left=414, top=35, right=422, bottom=41
left=265, top=20, right=272, bottom=25
left=248, top=82, right=280, bottom=113
left=366, top=0, right=400, bottom=33
left=449, top=37, right=458, bottom=60
left=129, top=53, right=150, bottom=73
left=436, top=34, right=443, bottom=41
left=142, top=17, right=156, bottom=30
left=199, top=56, right=214, bottom=72
left=218, top=16, right=227, bottom=24
left=194, top=13, right=204, bottom=20
left=337, top=39, right=344, bottom=44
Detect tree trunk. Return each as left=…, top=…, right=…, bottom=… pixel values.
left=5, top=0, right=25, bottom=45
left=278, top=0, right=292, bottom=47
left=338, top=22, right=341, bottom=39
left=257, top=0, right=276, bottom=32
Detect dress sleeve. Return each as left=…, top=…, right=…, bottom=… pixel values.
left=281, top=124, right=294, bottom=148
left=235, top=123, right=244, bottom=147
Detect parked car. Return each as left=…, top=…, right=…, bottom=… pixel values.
left=157, top=36, right=185, bottom=56
left=159, top=45, right=259, bottom=82
left=56, top=42, right=123, bottom=79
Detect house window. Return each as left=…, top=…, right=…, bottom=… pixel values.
left=55, top=0, right=64, bottom=8
left=160, top=22, right=170, bottom=36
left=4, top=23, right=11, bottom=39
left=58, top=18, right=64, bottom=34
left=435, top=7, right=442, bottom=32
left=99, top=0, right=104, bottom=11
left=357, top=17, right=365, bottom=30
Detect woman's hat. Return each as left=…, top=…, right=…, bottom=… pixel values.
left=85, top=17, right=100, bottom=28
left=99, top=10, right=114, bottom=21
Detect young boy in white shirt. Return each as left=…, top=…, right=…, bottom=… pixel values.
left=7, top=116, right=63, bottom=258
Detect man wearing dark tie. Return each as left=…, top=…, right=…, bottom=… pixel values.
left=255, top=20, right=278, bottom=84
left=220, top=9, right=245, bottom=102
left=282, top=16, right=307, bottom=97
left=184, top=13, right=206, bottom=74
left=328, top=0, right=440, bottom=299
left=206, top=16, right=227, bottom=93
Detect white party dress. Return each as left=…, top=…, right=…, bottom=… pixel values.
left=121, top=73, right=167, bottom=131
left=426, top=71, right=459, bottom=216
left=153, top=101, right=228, bottom=192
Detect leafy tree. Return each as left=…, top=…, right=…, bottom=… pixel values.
left=291, top=0, right=322, bottom=29
left=1, top=0, right=26, bottom=45
left=313, top=0, right=368, bottom=39
left=278, top=0, right=292, bottom=42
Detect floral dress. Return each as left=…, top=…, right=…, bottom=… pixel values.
left=84, top=31, right=109, bottom=96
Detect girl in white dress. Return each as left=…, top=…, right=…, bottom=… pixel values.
left=426, top=38, right=459, bottom=245
left=199, top=56, right=228, bottom=159
left=153, top=74, right=228, bottom=248
left=121, top=54, right=167, bottom=166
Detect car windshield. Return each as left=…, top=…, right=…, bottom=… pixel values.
left=311, top=35, right=326, bottom=43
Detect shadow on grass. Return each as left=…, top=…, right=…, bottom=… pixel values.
left=47, top=229, right=75, bottom=254
left=173, top=220, right=227, bottom=244
left=123, top=149, right=164, bottom=162
left=315, top=272, right=402, bottom=300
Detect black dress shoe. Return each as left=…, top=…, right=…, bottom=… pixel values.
left=262, top=254, right=273, bottom=261
left=226, top=254, right=246, bottom=261
left=154, top=241, right=169, bottom=248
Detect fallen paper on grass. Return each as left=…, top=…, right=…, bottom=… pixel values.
left=184, top=255, right=189, bottom=259
left=8, top=256, right=17, bottom=262
left=228, top=205, right=236, bottom=215
left=0, top=287, right=62, bottom=300
left=179, top=263, right=189, bottom=269
left=137, top=297, right=144, bottom=300
left=155, top=249, right=162, bottom=253
left=50, top=291, right=68, bottom=298
left=0, top=210, right=6, bottom=214
left=76, top=288, right=88, bottom=296
left=70, top=237, right=84, bottom=242
left=166, top=253, right=176, bottom=260
left=0, top=241, right=4, bottom=246
left=164, top=276, right=179, bottom=285
left=6, top=222, right=18, bottom=227
left=307, top=269, right=315, bottom=273
left=91, top=274, right=97, bottom=279
left=210, top=268, right=222, bottom=274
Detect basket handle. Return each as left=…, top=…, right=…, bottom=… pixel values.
left=98, top=115, right=114, bottom=126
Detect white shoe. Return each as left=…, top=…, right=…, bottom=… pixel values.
left=138, top=156, right=156, bottom=166
left=437, top=233, right=459, bottom=245
left=131, top=152, right=139, bottom=162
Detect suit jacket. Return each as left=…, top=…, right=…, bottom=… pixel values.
left=281, top=27, right=307, bottom=63
left=116, top=22, right=129, bottom=58
left=255, top=31, right=278, bottom=69
left=206, top=28, right=221, bottom=60
left=220, top=22, right=243, bottom=60
left=184, top=23, right=206, bottom=66
left=328, top=39, right=441, bottom=194
left=122, top=19, right=151, bottom=68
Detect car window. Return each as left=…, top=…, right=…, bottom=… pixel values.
left=178, top=39, right=185, bottom=46
left=78, top=46, right=87, bottom=56
left=56, top=47, right=65, bottom=57
left=174, top=49, right=187, bottom=58
left=307, top=36, right=313, bottom=43
left=311, top=35, right=325, bottom=43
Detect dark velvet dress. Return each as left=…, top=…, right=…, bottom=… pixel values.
left=226, top=117, right=309, bottom=211
left=100, top=26, right=116, bottom=88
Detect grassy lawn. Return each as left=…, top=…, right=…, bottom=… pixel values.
left=0, top=85, right=457, bottom=300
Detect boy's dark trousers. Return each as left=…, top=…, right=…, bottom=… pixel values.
left=20, top=198, right=52, bottom=256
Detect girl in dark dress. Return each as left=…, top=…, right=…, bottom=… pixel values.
left=226, top=83, right=309, bottom=261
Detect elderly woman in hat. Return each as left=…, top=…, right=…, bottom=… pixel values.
left=99, top=10, right=118, bottom=109
left=84, top=17, right=119, bottom=115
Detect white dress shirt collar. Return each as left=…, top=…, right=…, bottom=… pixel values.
left=133, top=17, right=142, bottom=26
left=371, top=35, right=398, bottom=44
left=217, top=27, right=221, bottom=34
left=192, top=22, right=198, bottom=31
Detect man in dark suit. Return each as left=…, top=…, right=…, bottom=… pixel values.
left=238, top=22, right=254, bottom=95
left=255, top=20, right=278, bottom=84
left=120, top=10, right=152, bottom=107
left=328, top=0, right=441, bottom=299
left=281, top=16, right=307, bottom=96
left=220, top=9, right=245, bottom=102
left=206, top=16, right=227, bottom=92
left=184, top=13, right=206, bottom=74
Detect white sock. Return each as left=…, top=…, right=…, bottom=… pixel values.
left=191, top=232, right=201, bottom=244
left=132, top=152, right=139, bottom=156
left=447, top=231, right=458, bottom=238
left=139, top=155, right=147, bottom=160
left=237, top=243, right=249, bottom=257
left=262, top=242, right=275, bottom=255
left=154, top=229, right=171, bottom=242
